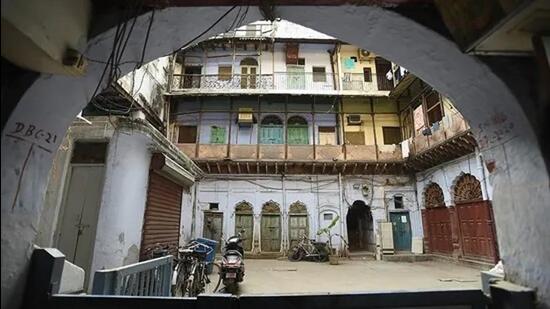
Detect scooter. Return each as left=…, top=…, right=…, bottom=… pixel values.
left=217, top=229, right=245, bottom=293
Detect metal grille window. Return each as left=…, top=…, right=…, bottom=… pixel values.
left=425, top=91, right=443, bottom=125
left=363, top=67, right=372, bottom=82
left=210, top=126, right=226, bottom=144
left=178, top=125, right=197, bottom=143
left=394, top=195, right=404, bottom=209
left=312, top=67, right=326, bottom=82
left=382, top=127, right=402, bottom=145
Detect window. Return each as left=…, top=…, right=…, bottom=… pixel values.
left=323, top=213, right=333, bottom=220
left=318, top=127, right=336, bottom=145
left=209, top=203, right=219, bottom=210
left=425, top=91, right=443, bottom=125
left=71, top=142, right=108, bottom=164
left=394, top=196, right=404, bottom=209
left=363, top=67, right=372, bottom=82
left=297, top=58, right=305, bottom=65
left=178, top=125, right=197, bottom=143
left=312, top=67, right=326, bottom=82
left=344, top=131, right=365, bottom=145
left=382, top=127, right=402, bottom=145
left=218, top=66, right=232, bottom=81
left=210, top=126, right=226, bottom=144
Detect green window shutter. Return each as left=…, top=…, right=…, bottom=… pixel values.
left=210, top=126, right=226, bottom=144
left=260, top=125, right=283, bottom=144
left=288, top=126, right=308, bottom=144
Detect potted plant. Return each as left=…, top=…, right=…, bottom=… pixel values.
left=317, top=215, right=340, bottom=265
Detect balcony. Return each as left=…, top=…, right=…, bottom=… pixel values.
left=169, top=72, right=391, bottom=96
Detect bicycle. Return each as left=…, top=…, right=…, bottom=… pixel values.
left=288, top=235, right=329, bottom=262
left=172, top=241, right=213, bottom=297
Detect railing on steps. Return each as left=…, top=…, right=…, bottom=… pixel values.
left=91, top=255, right=173, bottom=297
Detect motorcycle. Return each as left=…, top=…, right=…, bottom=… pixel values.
left=288, top=235, right=329, bottom=262
left=217, top=229, right=245, bottom=293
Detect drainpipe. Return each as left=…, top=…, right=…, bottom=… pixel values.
left=337, top=173, right=345, bottom=252
left=191, top=181, right=199, bottom=238
left=281, top=175, right=287, bottom=253
left=476, top=148, right=490, bottom=201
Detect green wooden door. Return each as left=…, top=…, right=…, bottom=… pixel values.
left=389, top=212, right=412, bottom=251
left=261, top=215, right=281, bottom=252
left=287, top=126, right=309, bottom=144
left=287, top=66, right=305, bottom=89
left=289, top=215, right=308, bottom=248
left=260, top=125, right=283, bottom=144
left=210, top=126, right=226, bottom=144
left=235, top=214, right=253, bottom=251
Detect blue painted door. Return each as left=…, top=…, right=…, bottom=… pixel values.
left=390, top=212, right=412, bottom=251
left=260, top=125, right=283, bottom=144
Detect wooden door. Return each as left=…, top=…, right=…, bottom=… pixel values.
left=261, top=215, right=281, bottom=252
left=374, top=58, right=393, bottom=90
left=390, top=212, right=412, bottom=251
left=140, top=172, right=183, bottom=260
left=424, top=207, right=453, bottom=255
left=289, top=215, right=308, bottom=248
left=287, top=66, right=305, bottom=89
left=203, top=212, right=223, bottom=251
left=287, top=126, right=309, bottom=144
left=260, top=125, right=283, bottom=144
left=241, top=66, right=257, bottom=89
left=57, top=165, right=104, bottom=287
left=456, top=201, right=499, bottom=262
left=235, top=214, right=254, bottom=251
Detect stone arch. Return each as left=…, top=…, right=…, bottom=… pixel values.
left=2, top=5, right=549, bottom=306
left=289, top=200, right=307, bottom=214
left=235, top=200, right=253, bottom=214
left=424, top=182, right=446, bottom=208
left=452, top=173, right=483, bottom=204
left=261, top=200, right=281, bottom=214
left=287, top=116, right=308, bottom=126
left=240, top=57, right=258, bottom=66
left=261, top=115, right=283, bottom=125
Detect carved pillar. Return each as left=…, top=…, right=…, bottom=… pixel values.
left=448, top=206, right=462, bottom=258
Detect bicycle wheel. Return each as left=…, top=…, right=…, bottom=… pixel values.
left=288, top=247, right=305, bottom=261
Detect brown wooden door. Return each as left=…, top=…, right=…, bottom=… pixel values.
left=140, top=172, right=183, bottom=260
left=261, top=215, right=281, bottom=252
left=374, top=57, right=394, bottom=91
left=425, top=207, right=453, bottom=255
left=456, top=200, right=499, bottom=262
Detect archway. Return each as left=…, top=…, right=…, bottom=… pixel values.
left=240, top=57, right=258, bottom=89
left=346, top=200, right=373, bottom=252
left=2, top=5, right=549, bottom=307
left=288, top=201, right=308, bottom=248
left=234, top=201, right=254, bottom=252
left=260, top=115, right=284, bottom=144
left=453, top=173, right=499, bottom=262
left=260, top=200, right=281, bottom=252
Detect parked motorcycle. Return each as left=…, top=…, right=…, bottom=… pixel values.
left=288, top=235, right=329, bottom=262
left=217, top=229, right=246, bottom=293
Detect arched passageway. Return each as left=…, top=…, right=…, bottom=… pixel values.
left=2, top=5, right=549, bottom=308
left=346, top=200, right=374, bottom=252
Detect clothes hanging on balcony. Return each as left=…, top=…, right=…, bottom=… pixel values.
left=401, top=139, right=410, bottom=158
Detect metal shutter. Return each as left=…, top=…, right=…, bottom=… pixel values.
left=140, top=171, right=183, bottom=260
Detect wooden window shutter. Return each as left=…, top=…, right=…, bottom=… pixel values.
left=286, top=43, right=299, bottom=65
left=210, top=126, right=226, bottom=144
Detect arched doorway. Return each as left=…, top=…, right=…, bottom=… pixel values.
left=346, top=200, right=373, bottom=252
left=453, top=173, right=499, bottom=262
left=240, top=57, right=258, bottom=89
left=288, top=201, right=308, bottom=248
left=422, top=183, right=453, bottom=255
left=261, top=200, right=281, bottom=252
left=287, top=116, right=309, bottom=145
left=260, top=115, right=284, bottom=144
left=234, top=201, right=254, bottom=252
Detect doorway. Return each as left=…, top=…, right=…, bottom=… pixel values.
left=389, top=212, right=412, bottom=252
left=56, top=142, right=107, bottom=289
left=287, top=65, right=305, bottom=89
left=183, top=66, right=202, bottom=88
left=261, top=201, right=281, bottom=252
left=235, top=201, right=254, bottom=252
left=203, top=212, right=223, bottom=251
left=346, top=201, right=374, bottom=251
left=240, top=58, right=258, bottom=89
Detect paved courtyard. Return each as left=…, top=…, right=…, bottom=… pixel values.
left=207, top=259, right=482, bottom=295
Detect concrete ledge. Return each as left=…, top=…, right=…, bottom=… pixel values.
left=382, top=254, right=432, bottom=262
left=429, top=254, right=494, bottom=270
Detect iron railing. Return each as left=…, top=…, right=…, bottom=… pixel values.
left=91, top=255, right=173, bottom=297
left=341, top=73, right=393, bottom=92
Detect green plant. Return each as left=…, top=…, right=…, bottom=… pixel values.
left=316, top=215, right=340, bottom=255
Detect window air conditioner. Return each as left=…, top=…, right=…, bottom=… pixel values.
left=358, top=49, right=371, bottom=61
left=347, top=114, right=363, bottom=125
left=237, top=108, right=254, bottom=125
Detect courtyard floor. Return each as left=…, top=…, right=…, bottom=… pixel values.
left=207, top=259, right=482, bottom=295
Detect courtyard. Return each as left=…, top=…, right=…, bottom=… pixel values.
left=207, top=259, right=482, bottom=295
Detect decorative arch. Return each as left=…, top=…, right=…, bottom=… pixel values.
left=453, top=173, right=483, bottom=203
left=261, top=115, right=283, bottom=125
left=289, top=201, right=307, bottom=214
left=235, top=200, right=253, bottom=214
left=424, top=183, right=445, bottom=208
left=287, top=116, right=308, bottom=126
left=261, top=200, right=281, bottom=214
left=240, top=57, right=258, bottom=66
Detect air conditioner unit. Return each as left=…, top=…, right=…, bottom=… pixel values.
left=358, top=49, right=372, bottom=61
left=347, top=114, right=362, bottom=125
left=237, top=108, right=254, bottom=125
